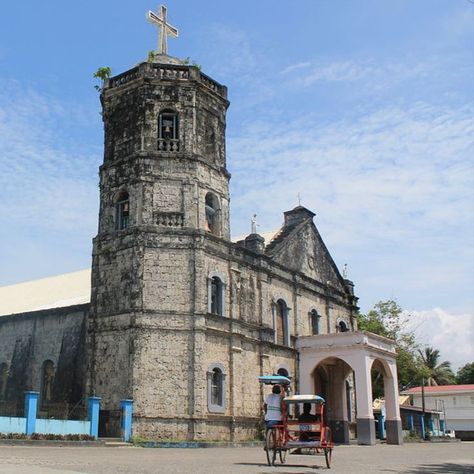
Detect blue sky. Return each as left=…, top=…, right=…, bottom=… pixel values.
left=0, top=1, right=473, bottom=368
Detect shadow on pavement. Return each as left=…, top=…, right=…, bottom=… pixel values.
left=405, top=463, right=474, bottom=473
left=235, top=462, right=325, bottom=472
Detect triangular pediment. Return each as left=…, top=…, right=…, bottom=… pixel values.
left=265, top=208, right=347, bottom=292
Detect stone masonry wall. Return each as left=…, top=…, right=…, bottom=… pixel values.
left=0, top=305, right=87, bottom=418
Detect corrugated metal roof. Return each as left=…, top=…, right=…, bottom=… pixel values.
left=0, top=269, right=91, bottom=317
left=403, top=384, right=474, bottom=394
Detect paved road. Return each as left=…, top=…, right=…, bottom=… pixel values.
left=0, top=442, right=473, bottom=473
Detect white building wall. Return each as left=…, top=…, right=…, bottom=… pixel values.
left=411, top=391, right=474, bottom=432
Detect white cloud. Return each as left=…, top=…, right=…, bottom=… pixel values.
left=287, top=58, right=431, bottom=88
left=442, top=3, right=474, bottom=38
left=404, top=308, right=474, bottom=371
left=0, top=80, right=100, bottom=226
left=203, top=24, right=258, bottom=78
left=281, top=61, right=311, bottom=74
left=0, top=79, right=100, bottom=284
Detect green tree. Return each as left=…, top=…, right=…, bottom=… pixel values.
left=357, top=300, right=421, bottom=396
left=357, top=300, right=402, bottom=339
left=417, top=347, right=455, bottom=386
left=93, top=66, right=112, bottom=92
left=456, top=362, right=474, bottom=384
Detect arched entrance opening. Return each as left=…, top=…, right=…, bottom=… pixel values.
left=371, top=359, right=386, bottom=439
left=369, top=357, right=401, bottom=444
left=311, top=357, right=354, bottom=444
left=313, top=365, right=328, bottom=402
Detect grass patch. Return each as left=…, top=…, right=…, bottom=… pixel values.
left=403, top=430, right=422, bottom=443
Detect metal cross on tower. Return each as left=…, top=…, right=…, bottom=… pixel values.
left=146, top=5, right=179, bottom=55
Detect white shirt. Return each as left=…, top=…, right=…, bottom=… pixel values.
left=265, top=393, right=282, bottom=421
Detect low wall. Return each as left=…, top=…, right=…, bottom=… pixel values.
left=0, top=416, right=25, bottom=433
left=36, top=419, right=91, bottom=436
left=0, top=416, right=90, bottom=436
left=0, top=394, right=122, bottom=440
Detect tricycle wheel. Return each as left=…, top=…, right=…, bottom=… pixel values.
left=265, top=429, right=277, bottom=466
left=279, top=448, right=287, bottom=464
left=324, top=447, right=332, bottom=469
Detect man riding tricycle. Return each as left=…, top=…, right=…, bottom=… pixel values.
left=259, top=375, right=334, bottom=468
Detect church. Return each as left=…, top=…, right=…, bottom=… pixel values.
left=0, top=6, right=402, bottom=445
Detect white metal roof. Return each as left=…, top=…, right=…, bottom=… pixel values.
left=0, top=269, right=91, bottom=317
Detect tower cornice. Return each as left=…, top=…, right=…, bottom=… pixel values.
left=103, top=62, right=228, bottom=103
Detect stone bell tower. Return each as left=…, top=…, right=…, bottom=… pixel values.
left=88, top=6, right=231, bottom=437
left=96, top=59, right=230, bottom=238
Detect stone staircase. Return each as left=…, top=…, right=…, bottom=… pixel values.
left=99, top=437, right=132, bottom=447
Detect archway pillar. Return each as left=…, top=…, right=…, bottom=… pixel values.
left=352, top=354, right=376, bottom=445
left=298, top=354, right=314, bottom=395
left=383, top=361, right=403, bottom=445
left=327, top=362, right=350, bottom=444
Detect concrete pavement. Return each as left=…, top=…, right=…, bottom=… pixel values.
left=0, top=441, right=473, bottom=473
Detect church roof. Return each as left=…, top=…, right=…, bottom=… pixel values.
left=0, top=269, right=91, bottom=317
left=403, top=385, right=474, bottom=394
left=231, top=230, right=278, bottom=245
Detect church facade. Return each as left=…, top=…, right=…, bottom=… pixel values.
left=0, top=11, right=403, bottom=445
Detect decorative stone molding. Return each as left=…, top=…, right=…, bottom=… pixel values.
left=155, top=212, right=184, bottom=227
left=151, top=66, right=189, bottom=80
left=158, top=138, right=180, bottom=152
left=296, top=331, right=396, bottom=356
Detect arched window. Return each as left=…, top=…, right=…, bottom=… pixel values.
left=0, top=363, right=8, bottom=400
left=310, top=309, right=321, bottom=335
left=40, top=360, right=55, bottom=406
left=274, top=299, right=288, bottom=346
left=205, top=192, right=220, bottom=235
left=207, top=364, right=226, bottom=412
left=208, top=274, right=224, bottom=316
left=337, top=320, right=349, bottom=333
left=158, top=110, right=179, bottom=151
left=115, top=191, right=130, bottom=230
left=277, top=367, right=289, bottom=378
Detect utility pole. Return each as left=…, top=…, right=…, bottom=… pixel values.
left=421, top=377, right=426, bottom=439
left=421, top=377, right=425, bottom=414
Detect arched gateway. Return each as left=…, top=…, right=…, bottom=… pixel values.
left=297, top=331, right=403, bottom=445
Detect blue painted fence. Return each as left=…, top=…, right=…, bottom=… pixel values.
left=0, top=392, right=100, bottom=438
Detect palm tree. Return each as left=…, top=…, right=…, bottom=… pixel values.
left=418, top=347, right=455, bottom=386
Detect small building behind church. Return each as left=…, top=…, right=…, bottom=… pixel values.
left=402, top=384, right=474, bottom=440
